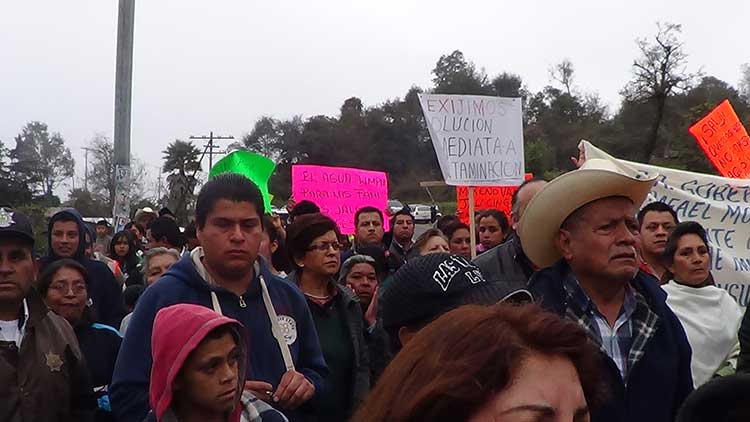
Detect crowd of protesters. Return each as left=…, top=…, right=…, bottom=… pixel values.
left=1, top=158, right=750, bottom=422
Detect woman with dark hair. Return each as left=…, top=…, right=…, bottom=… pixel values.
left=38, top=259, right=122, bottom=422
left=260, top=214, right=291, bottom=277
left=662, top=221, right=743, bottom=387
left=124, top=221, right=146, bottom=247
left=109, top=230, right=144, bottom=286
left=435, top=214, right=459, bottom=233
left=353, top=303, right=605, bottom=422
left=338, top=254, right=391, bottom=383
left=443, top=221, right=472, bottom=259
left=406, top=228, right=449, bottom=259
left=477, top=209, right=509, bottom=253
left=285, top=213, right=370, bottom=422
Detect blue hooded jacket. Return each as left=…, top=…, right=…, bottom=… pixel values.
left=110, top=253, right=329, bottom=422
left=40, top=209, right=126, bottom=328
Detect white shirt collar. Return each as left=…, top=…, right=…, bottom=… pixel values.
left=0, top=299, right=29, bottom=348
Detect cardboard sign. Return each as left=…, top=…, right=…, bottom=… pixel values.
left=456, top=174, right=533, bottom=225
left=292, top=165, right=389, bottom=234
left=688, top=99, right=750, bottom=178
left=418, top=94, right=524, bottom=186
left=583, top=140, right=750, bottom=307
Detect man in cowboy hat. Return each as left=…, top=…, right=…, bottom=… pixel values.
left=520, top=158, right=693, bottom=422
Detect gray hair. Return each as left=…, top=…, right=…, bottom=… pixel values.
left=338, top=254, right=377, bottom=284
left=141, top=247, right=181, bottom=275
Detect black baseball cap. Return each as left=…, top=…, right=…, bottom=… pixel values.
left=381, top=253, right=532, bottom=332
left=0, top=207, right=34, bottom=246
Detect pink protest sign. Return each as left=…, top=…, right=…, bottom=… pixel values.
left=292, top=165, right=389, bottom=234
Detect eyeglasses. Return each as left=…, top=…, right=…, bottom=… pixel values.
left=308, top=242, right=342, bottom=252
left=49, top=282, right=87, bottom=296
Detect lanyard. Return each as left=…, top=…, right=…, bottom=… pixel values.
left=209, top=262, right=295, bottom=371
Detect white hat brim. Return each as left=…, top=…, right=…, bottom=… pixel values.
left=519, top=166, right=656, bottom=268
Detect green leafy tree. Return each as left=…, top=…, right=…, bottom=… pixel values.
left=241, top=117, right=282, bottom=159
left=65, top=188, right=110, bottom=217
left=525, top=86, right=607, bottom=171
left=432, top=50, right=493, bottom=95
left=9, top=121, right=74, bottom=199
left=0, top=139, right=33, bottom=206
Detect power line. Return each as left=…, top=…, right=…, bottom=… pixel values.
left=189, top=131, right=234, bottom=171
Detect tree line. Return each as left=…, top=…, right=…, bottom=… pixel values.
left=2, top=22, right=749, bottom=225
left=237, top=23, right=750, bottom=203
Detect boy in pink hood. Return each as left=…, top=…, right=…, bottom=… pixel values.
left=148, top=304, right=287, bottom=422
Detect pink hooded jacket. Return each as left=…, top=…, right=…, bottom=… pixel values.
left=149, top=303, right=247, bottom=422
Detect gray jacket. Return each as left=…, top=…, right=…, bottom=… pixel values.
left=472, top=233, right=534, bottom=291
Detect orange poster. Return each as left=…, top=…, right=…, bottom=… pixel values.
left=456, top=174, right=533, bottom=225
left=688, top=99, right=750, bottom=178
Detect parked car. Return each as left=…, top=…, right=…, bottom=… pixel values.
left=387, top=200, right=405, bottom=216
left=413, top=205, right=433, bottom=223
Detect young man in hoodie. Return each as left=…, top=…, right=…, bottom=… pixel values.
left=148, top=303, right=287, bottom=422
left=111, top=174, right=328, bottom=422
left=39, top=208, right=125, bottom=328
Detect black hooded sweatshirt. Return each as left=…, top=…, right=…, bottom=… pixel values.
left=40, top=209, right=126, bottom=327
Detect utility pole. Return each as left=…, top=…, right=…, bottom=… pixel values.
left=189, top=131, right=234, bottom=171
left=113, top=0, right=135, bottom=229
left=81, top=147, right=93, bottom=192
left=156, top=169, right=162, bottom=206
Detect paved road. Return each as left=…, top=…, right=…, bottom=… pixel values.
left=414, top=222, right=434, bottom=238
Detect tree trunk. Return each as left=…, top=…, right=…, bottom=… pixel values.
left=642, top=96, right=666, bottom=164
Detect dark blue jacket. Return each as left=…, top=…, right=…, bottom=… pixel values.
left=76, top=322, right=122, bottom=422
left=40, top=209, right=125, bottom=327
left=110, top=254, right=329, bottom=422
left=529, top=261, right=694, bottom=422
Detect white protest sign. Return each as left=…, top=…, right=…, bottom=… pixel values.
left=419, top=94, right=524, bottom=186
left=582, top=140, right=750, bottom=306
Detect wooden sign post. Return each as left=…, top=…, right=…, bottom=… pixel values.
left=420, top=181, right=478, bottom=259
left=468, top=186, right=477, bottom=259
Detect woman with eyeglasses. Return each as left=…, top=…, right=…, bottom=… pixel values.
left=285, top=213, right=370, bottom=422
left=38, top=259, right=122, bottom=422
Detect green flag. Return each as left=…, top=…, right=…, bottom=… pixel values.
left=209, top=151, right=276, bottom=212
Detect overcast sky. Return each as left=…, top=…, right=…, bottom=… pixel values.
left=1, top=0, right=748, bottom=199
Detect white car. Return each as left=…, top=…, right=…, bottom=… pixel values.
left=412, top=205, right=433, bottom=223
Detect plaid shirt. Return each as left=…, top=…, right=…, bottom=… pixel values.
left=563, top=273, right=660, bottom=383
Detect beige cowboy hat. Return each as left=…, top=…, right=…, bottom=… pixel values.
left=519, top=158, right=658, bottom=268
